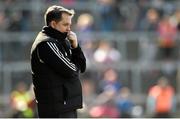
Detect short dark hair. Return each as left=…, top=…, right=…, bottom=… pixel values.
left=44, top=5, right=75, bottom=26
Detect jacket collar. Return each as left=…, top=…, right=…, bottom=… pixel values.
left=42, top=26, right=67, bottom=42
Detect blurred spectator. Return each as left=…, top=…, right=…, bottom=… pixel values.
left=139, top=8, right=160, bottom=31
left=157, top=16, right=177, bottom=60
left=96, top=0, right=120, bottom=31
left=89, top=85, right=119, bottom=118
left=10, top=82, right=35, bottom=118
left=93, top=41, right=121, bottom=64
left=75, top=13, right=95, bottom=67
left=146, top=77, right=176, bottom=118
left=76, top=13, right=94, bottom=33
left=7, top=10, right=31, bottom=31
left=115, top=87, right=134, bottom=118
left=76, top=13, right=94, bottom=43
left=83, top=69, right=121, bottom=118
left=98, top=68, right=122, bottom=93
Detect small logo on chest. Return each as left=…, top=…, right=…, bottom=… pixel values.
left=65, top=52, right=67, bottom=56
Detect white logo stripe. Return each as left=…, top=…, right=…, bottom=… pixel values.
left=47, top=42, right=77, bottom=71
left=47, top=42, right=76, bottom=71
left=48, top=42, right=77, bottom=70
left=51, top=43, right=76, bottom=67
left=58, top=51, right=76, bottom=67
left=49, top=43, right=62, bottom=57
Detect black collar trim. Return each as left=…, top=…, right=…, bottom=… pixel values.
left=42, top=26, right=67, bottom=42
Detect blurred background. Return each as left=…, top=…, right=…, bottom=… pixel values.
left=0, top=0, right=180, bottom=118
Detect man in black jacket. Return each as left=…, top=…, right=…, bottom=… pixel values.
left=30, top=5, right=86, bottom=118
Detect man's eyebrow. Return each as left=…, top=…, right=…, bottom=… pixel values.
left=63, top=22, right=71, bottom=25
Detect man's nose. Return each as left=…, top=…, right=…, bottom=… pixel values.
left=67, top=27, right=71, bottom=31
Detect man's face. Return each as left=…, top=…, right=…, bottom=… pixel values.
left=53, top=12, right=72, bottom=33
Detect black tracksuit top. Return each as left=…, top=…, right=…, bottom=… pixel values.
left=30, top=26, right=86, bottom=116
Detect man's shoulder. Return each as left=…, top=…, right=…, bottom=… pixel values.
left=34, top=32, right=57, bottom=45
left=36, top=32, right=54, bottom=42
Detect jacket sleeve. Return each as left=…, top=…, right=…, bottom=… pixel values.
left=37, top=41, right=78, bottom=77
left=71, top=44, right=86, bottom=73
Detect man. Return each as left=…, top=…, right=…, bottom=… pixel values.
left=30, top=5, right=86, bottom=118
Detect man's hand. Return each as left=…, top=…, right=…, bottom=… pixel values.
left=67, top=31, right=78, bottom=48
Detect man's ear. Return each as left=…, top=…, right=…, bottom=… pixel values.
left=50, top=21, right=56, bottom=29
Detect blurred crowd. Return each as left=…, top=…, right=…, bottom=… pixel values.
left=0, top=0, right=179, bottom=32
left=7, top=71, right=177, bottom=118
left=0, top=0, right=180, bottom=118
